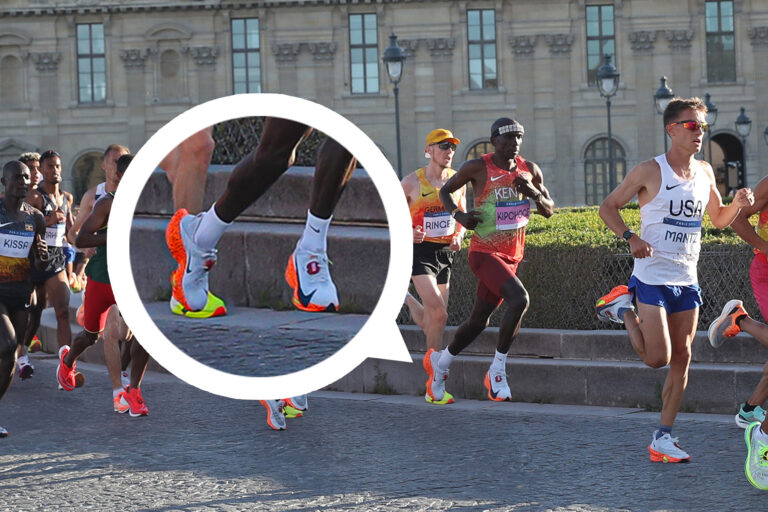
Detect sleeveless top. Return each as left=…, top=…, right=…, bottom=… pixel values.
left=469, top=153, right=533, bottom=261
left=632, top=154, right=711, bottom=286
left=408, top=167, right=458, bottom=244
left=39, top=188, right=68, bottom=248
left=0, top=201, right=37, bottom=299
left=94, top=182, right=107, bottom=202
left=85, top=192, right=112, bottom=284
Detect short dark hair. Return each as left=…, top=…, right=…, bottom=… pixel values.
left=39, top=150, right=61, bottom=164
left=663, top=97, right=707, bottom=127
left=104, top=144, right=130, bottom=158
left=3, top=160, right=26, bottom=181
left=116, top=154, right=133, bottom=174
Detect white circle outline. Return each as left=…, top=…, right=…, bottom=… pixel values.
left=109, top=93, right=412, bottom=400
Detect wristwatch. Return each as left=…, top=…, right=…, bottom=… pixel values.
left=622, top=230, right=635, bottom=241
left=451, top=208, right=461, bottom=218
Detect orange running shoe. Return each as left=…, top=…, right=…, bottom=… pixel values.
left=114, top=392, right=129, bottom=414
left=56, top=345, right=76, bottom=391
left=285, top=245, right=339, bottom=312
left=648, top=431, right=690, bottom=463
left=423, top=349, right=454, bottom=405
left=708, top=299, right=748, bottom=348
left=260, top=400, right=286, bottom=430
left=595, top=285, right=634, bottom=324
left=123, top=386, right=149, bottom=417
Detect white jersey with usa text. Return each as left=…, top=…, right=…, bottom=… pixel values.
left=632, top=154, right=711, bottom=286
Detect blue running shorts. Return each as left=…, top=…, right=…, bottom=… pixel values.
left=628, top=275, right=702, bottom=314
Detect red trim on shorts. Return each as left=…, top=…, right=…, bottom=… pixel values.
left=83, top=279, right=115, bottom=333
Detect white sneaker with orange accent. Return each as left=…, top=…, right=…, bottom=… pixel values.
left=708, top=299, right=748, bottom=348
left=648, top=431, right=690, bottom=463
left=285, top=244, right=339, bottom=312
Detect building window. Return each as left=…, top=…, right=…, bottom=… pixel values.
left=706, top=0, right=736, bottom=83
left=466, top=141, right=493, bottom=161
left=584, top=137, right=626, bottom=205
left=232, top=18, right=261, bottom=94
left=467, top=9, right=497, bottom=90
left=77, top=23, right=106, bottom=103
left=349, top=13, right=379, bottom=94
left=586, top=5, right=615, bottom=85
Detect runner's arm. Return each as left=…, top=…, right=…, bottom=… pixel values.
left=75, top=197, right=111, bottom=248
left=31, top=209, right=48, bottom=268
left=440, top=159, right=483, bottom=230
left=600, top=161, right=655, bottom=258
left=730, top=178, right=768, bottom=255
left=68, top=187, right=95, bottom=245
left=703, top=163, right=753, bottom=228
left=523, top=162, right=554, bottom=218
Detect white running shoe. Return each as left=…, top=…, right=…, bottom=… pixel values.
left=167, top=210, right=217, bottom=312
left=285, top=243, right=339, bottom=312
left=284, top=395, right=308, bottom=412
left=0, top=425, right=7, bottom=438
left=423, top=349, right=454, bottom=405
left=484, top=370, right=512, bottom=401
left=745, top=422, right=768, bottom=490
left=595, top=285, right=634, bottom=324
left=648, top=431, right=690, bottom=463
left=260, top=400, right=287, bottom=431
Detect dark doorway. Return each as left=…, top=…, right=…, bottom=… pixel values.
left=707, top=132, right=744, bottom=196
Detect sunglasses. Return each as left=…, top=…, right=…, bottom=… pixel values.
left=431, top=141, right=456, bottom=151
left=669, top=120, right=709, bottom=133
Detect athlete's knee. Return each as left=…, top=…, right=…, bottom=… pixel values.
left=0, top=338, right=16, bottom=359
left=185, top=130, right=215, bottom=163
left=54, top=305, right=70, bottom=322
left=77, top=330, right=99, bottom=348
left=670, top=343, right=692, bottom=367
left=505, top=289, right=530, bottom=315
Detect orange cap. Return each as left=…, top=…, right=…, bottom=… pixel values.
left=425, top=129, right=460, bottom=146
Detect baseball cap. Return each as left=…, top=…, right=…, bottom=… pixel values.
left=425, top=129, right=460, bottom=146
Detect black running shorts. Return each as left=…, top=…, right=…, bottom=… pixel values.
left=412, top=242, right=454, bottom=285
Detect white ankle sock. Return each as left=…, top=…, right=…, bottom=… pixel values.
left=490, top=350, right=507, bottom=373
left=113, top=388, right=123, bottom=399
left=298, top=210, right=331, bottom=253
left=194, top=205, right=231, bottom=252
left=437, top=349, right=455, bottom=372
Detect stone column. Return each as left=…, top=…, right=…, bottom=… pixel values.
left=425, top=38, right=455, bottom=134
left=509, top=35, right=537, bottom=163
left=628, top=30, right=657, bottom=159
left=308, top=42, right=337, bottom=108
left=271, top=43, right=300, bottom=96
left=26, top=52, right=61, bottom=150
left=664, top=29, right=694, bottom=98
left=184, top=46, right=219, bottom=102
left=542, top=33, right=575, bottom=204
left=119, top=48, right=151, bottom=155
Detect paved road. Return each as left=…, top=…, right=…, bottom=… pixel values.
left=144, top=302, right=366, bottom=376
left=0, top=357, right=764, bottom=511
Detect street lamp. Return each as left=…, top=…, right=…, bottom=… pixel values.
left=653, top=76, right=674, bottom=152
left=382, top=32, right=406, bottom=178
left=596, top=54, right=620, bottom=191
left=704, top=93, right=718, bottom=162
left=735, top=106, right=752, bottom=188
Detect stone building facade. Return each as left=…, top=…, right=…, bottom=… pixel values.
left=1, top=0, right=767, bottom=205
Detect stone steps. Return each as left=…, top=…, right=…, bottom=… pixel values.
left=129, top=218, right=389, bottom=313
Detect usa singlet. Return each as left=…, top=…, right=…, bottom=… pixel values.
left=469, top=153, right=533, bottom=261
left=632, top=154, right=711, bottom=286
left=408, top=167, right=459, bottom=244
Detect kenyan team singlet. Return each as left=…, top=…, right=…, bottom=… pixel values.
left=408, top=167, right=459, bottom=244
left=469, top=153, right=532, bottom=261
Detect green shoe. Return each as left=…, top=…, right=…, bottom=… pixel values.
left=169, top=292, right=227, bottom=318
left=283, top=404, right=304, bottom=419
left=745, top=422, right=768, bottom=490
left=425, top=390, right=454, bottom=405
left=736, top=404, right=767, bottom=429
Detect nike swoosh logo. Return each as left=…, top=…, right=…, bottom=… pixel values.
left=0, top=222, right=15, bottom=228
left=666, top=184, right=682, bottom=190
left=294, top=254, right=317, bottom=306
left=421, top=192, right=433, bottom=197
left=309, top=225, right=321, bottom=233
left=489, top=387, right=500, bottom=399
left=185, top=253, right=193, bottom=274
left=490, top=175, right=505, bottom=182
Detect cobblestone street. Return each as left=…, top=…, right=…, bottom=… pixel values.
left=0, top=357, right=764, bottom=511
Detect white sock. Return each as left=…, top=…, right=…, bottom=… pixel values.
left=298, top=210, right=331, bottom=253
left=490, top=350, right=507, bottom=373
left=194, top=205, right=231, bottom=252
left=113, top=388, right=123, bottom=399
left=437, top=348, right=455, bottom=372
left=17, top=355, right=29, bottom=366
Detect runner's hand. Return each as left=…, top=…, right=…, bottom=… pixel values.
left=35, top=234, right=49, bottom=262
left=733, top=187, right=755, bottom=208
left=54, top=208, right=66, bottom=223
left=413, top=225, right=425, bottom=244
left=454, top=210, right=482, bottom=230
left=514, top=175, right=540, bottom=200
left=450, top=233, right=462, bottom=252
left=628, top=235, right=653, bottom=259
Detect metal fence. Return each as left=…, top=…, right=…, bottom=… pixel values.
left=398, top=244, right=762, bottom=330
left=211, top=117, right=326, bottom=166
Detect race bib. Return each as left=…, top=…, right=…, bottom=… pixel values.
left=0, top=230, right=33, bottom=258
left=423, top=211, right=455, bottom=238
left=658, top=217, right=701, bottom=255
left=45, top=223, right=66, bottom=247
left=495, top=200, right=530, bottom=231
